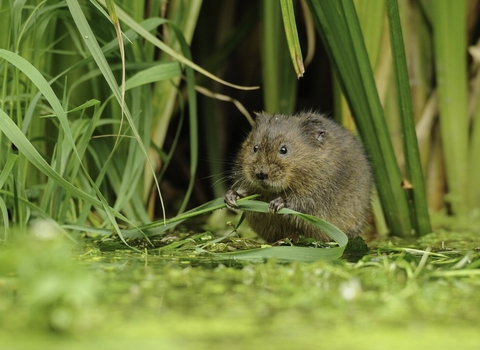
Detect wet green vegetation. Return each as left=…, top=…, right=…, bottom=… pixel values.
left=1, top=216, right=480, bottom=349
left=2, top=1, right=480, bottom=349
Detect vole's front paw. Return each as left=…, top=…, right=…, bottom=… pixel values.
left=224, top=189, right=242, bottom=209
left=269, top=196, right=286, bottom=213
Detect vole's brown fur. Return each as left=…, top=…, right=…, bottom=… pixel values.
left=224, top=111, right=373, bottom=242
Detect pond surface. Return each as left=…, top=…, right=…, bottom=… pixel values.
left=1, top=221, right=480, bottom=350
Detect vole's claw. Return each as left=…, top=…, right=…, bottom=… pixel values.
left=269, top=196, right=286, bottom=213
left=224, top=189, right=241, bottom=209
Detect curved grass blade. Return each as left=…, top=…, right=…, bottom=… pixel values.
left=0, top=196, right=9, bottom=241
left=125, top=62, right=182, bottom=90
left=213, top=200, right=348, bottom=262
left=0, top=154, right=15, bottom=241
left=64, top=196, right=348, bottom=261
left=105, top=0, right=126, bottom=151
left=0, top=154, right=17, bottom=190
left=213, top=245, right=341, bottom=263
left=63, top=197, right=227, bottom=237
left=96, top=0, right=258, bottom=91
left=167, top=23, right=198, bottom=215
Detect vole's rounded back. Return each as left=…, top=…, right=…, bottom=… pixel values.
left=228, top=111, right=373, bottom=242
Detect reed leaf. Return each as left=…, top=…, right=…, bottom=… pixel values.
left=386, top=0, right=431, bottom=236
left=95, top=0, right=256, bottom=91
left=304, top=0, right=413, bottom=237
left=262, top=0, right=298, bottom=113
left=470, top=91, right=480, bottom=210
left=280, top=0, right=305, bottom=78
left=431, top=0, right=469, bottom=214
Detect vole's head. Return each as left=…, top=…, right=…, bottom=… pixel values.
left=236, top=112, right=333, bottom=193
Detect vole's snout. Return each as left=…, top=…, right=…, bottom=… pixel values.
left=255, top=171, right=268, bottom=181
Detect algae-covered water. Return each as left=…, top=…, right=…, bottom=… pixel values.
left=1, top=217, right=480, bottom=350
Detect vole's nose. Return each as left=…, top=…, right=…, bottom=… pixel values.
left=256, top=172, right=268, bottom=180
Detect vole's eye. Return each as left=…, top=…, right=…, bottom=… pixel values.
left=279, top=146, right=288, bottom=155
left=253, top=145, right=259, bottom=153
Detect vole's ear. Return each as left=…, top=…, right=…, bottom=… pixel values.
left=301, top=114, right=327, bottom=143
left=252, top=111, right=269, bottom=128
left=254, top=111, right=268, bottom=121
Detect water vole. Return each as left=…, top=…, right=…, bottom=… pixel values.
left=224, top=111, right=373, bottom=242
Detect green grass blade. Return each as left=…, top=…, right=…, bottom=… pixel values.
left=431, top=0, right=469, bottom=214
left=0, top=196, right=9, bottom=241
left=354, top=0, right=385, bottom=69
left=212, top=200, right=348, bottom=261
left=0, top=108, right=100, bottom=207
left=64, top=197, right=227, bottom=237
left=262, top=0, right=298, bottom=113
left=105, top=0, right=126, bottom=149
left=0, top=154, right=17, bottom=190
left=110, top=62, right=181, bottom=213
left=163, top=23, right=198, bottom=215
left=470, top=99, right=480, bottom=210
left=213, top=245, right=342, bottom=263
left=0, top=154, right=16, bottom=241
left=280, top=0, right=305, bottom=78
left=386, top=0, right=431, bottom=236
left=233, top=200, right=347, bottom=245
left=124, top=62, right=182, bottom=90
left=305, top=0, right=413, bottom=237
